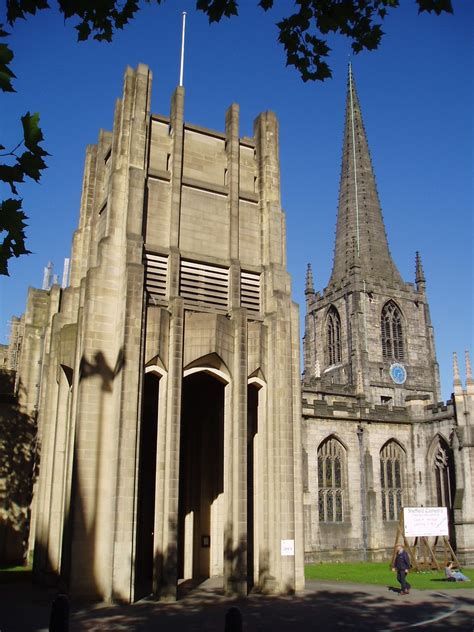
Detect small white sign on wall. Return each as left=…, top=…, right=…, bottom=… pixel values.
left=404, top=507, right=449, bottom=537
left=281, top=539, right=295, bottom=556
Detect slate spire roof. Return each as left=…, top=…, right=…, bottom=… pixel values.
left=328, top=64, right=402, bottom=288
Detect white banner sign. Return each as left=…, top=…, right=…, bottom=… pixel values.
left=404, top=507, right=449, bottom=537
left=281, top=539, right=295, bottom=556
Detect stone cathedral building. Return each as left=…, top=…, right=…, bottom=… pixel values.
left=301, top=66, right=473, bottom=565
left=1, top=64, right=473, bottom=602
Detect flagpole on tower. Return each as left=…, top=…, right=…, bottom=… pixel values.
left=179, top=11, right=187, bottom=87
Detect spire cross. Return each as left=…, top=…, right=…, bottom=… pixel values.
left=348, top=63, right=361, bottom=257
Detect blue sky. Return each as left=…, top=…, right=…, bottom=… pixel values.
left=1, top=1, right=472, bottom=400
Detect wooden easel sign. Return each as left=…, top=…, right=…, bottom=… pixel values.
left=392, top=507, right=458, bottom=571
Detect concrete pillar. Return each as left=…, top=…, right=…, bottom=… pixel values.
left=156, top=298, right=184, bottom=599
left=225, top=308, right=248, bottom=595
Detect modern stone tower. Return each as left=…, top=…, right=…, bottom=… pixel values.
left=32, top=64, right=304, bottom=602
left=304, top=65, right=440, bottom=406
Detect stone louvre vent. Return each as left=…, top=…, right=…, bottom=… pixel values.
left=180, top=259, right=229, bottom=311
left=145, top=252, right=168, bottom=302
left=241, top=270, right=261, bottom=314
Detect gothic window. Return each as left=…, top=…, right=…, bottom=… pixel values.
left=327, top=306, right=342, bottom=366
left=380, top=440, right=405, bottom=521
left=381, top=300, right=404, bottom=361
left=318, top=437, right=345, bottom=522
left=433, top=437, right=455, bottom=509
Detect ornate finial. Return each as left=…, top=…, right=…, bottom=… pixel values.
left=453, top=352, right=461, bottom=385
left=415, top=251, right=425, bottom=290
left=305, top=263, right=315, bottom=295
left=465, top=350, right=473, bottom=383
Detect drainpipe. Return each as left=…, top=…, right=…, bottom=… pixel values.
left=356, top=425, right=368, bottom=561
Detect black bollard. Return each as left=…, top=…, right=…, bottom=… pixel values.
left=49, top=593, right=70, bottom=632
left=225, top=606, right=243, bottom=632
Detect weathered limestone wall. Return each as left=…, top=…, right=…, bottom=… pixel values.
left=29, top=64, right=303, bottom=603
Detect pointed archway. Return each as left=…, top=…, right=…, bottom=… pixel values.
left=134, top=371, right=161, bottom=600
left=178, top=371, right=226, bottom=582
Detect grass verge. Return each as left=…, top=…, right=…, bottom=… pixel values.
left=0, top=565, right=32, bottom=584
left=305, top=562, right=474, bottom=590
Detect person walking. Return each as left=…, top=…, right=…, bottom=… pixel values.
left=392, top=544, right=411, bottom=594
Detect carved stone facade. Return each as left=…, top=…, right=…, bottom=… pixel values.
left=302, top=66, right=474, bottom=565
left=7, top=65, right=304, bottom=601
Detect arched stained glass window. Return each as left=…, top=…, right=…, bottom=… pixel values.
left=327, top=306, right=342, bottom=366
left=381, top=300, right=404, bottom=360
left=318, top=437, right=345, bottom=522
left=380, top=440, right=405, bottom=521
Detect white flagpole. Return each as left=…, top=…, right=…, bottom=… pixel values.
left=179, top=11, right=187, bottom=87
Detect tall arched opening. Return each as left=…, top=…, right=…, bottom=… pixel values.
left=134, top=371, right=160, bottom=599
left=178, top=371, right=225, bottom=582
left=247, top=382, right=258, bottom=590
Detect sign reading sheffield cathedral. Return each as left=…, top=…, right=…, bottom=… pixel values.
left=404, top=507, right=449, bottom=537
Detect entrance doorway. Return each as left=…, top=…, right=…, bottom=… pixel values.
left=135, top=372, right=160, bottom=600
left=247, top=383, right=259, bottom=590
left=178, top=372, right=225, bottom=582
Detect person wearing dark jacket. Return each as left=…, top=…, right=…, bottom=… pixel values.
left=392, top=544, right=411, bottom=594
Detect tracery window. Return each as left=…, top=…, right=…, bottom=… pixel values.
left=433, top=437, right=455, bottom=509
left=380, top=440, right=404, bottom=521
left=327, top=306, right=342, bottom=366
left=381, top=300, right=404, bottom=360
left=318, top=437, right=345, bottom=522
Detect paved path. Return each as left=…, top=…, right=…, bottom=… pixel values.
left=1, top=577, right=473, bottom=631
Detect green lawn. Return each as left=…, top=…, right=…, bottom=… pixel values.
left=305, top=562, right=474, bottom=590
left=0, top=565, right=32, bottom=583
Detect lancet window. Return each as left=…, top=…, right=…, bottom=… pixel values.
left=381, top=300, right=404, bottom=360
left=318, top=437, right=345, bottom=522
left=380, top=440, right=404, bottom=521
left=433, top=437, right=455, bottom=509
left=327, top=306, right=342, bottom=366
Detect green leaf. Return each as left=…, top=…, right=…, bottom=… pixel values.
left=0, top=164, right=24, bottom=194
left=6, top=0, right=50, bottom=25
left=0, top=29, right=16, bottom=92
left=18, top=150, right=47, bottom=182
left=417, top=0, right=453, bottom=15
left=0, top=198, right=31, bottom=275
left=21, top=112, right=48, bottom=156
left=75, top=21, right=91, bottom=41
left=196, top=0, right=239, bottom=23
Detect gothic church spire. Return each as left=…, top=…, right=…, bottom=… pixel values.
left=329, top=64, right=402, bottom=288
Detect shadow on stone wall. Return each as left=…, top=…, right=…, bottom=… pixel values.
left=0, top=371, right=38, bottom=565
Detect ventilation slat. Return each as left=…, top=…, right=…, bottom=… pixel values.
left=180, top=259, right=229, bottom=311
left=240, top=270, right=261, bottom=314
left=145, top=253, right=168, bottom=302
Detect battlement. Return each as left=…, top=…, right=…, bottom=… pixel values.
left=302, top=391, right=460, bottom=425
left=302, top=394, right=410, bottom=424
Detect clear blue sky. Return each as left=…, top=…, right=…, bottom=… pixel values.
left=1, top=1, right=472, bottom=400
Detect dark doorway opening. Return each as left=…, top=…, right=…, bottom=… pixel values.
left=178, top=372, right=224, bottom=582
left=134, top=372, right=160, bottom=600
left=247, top=384, right=259, bottom=591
